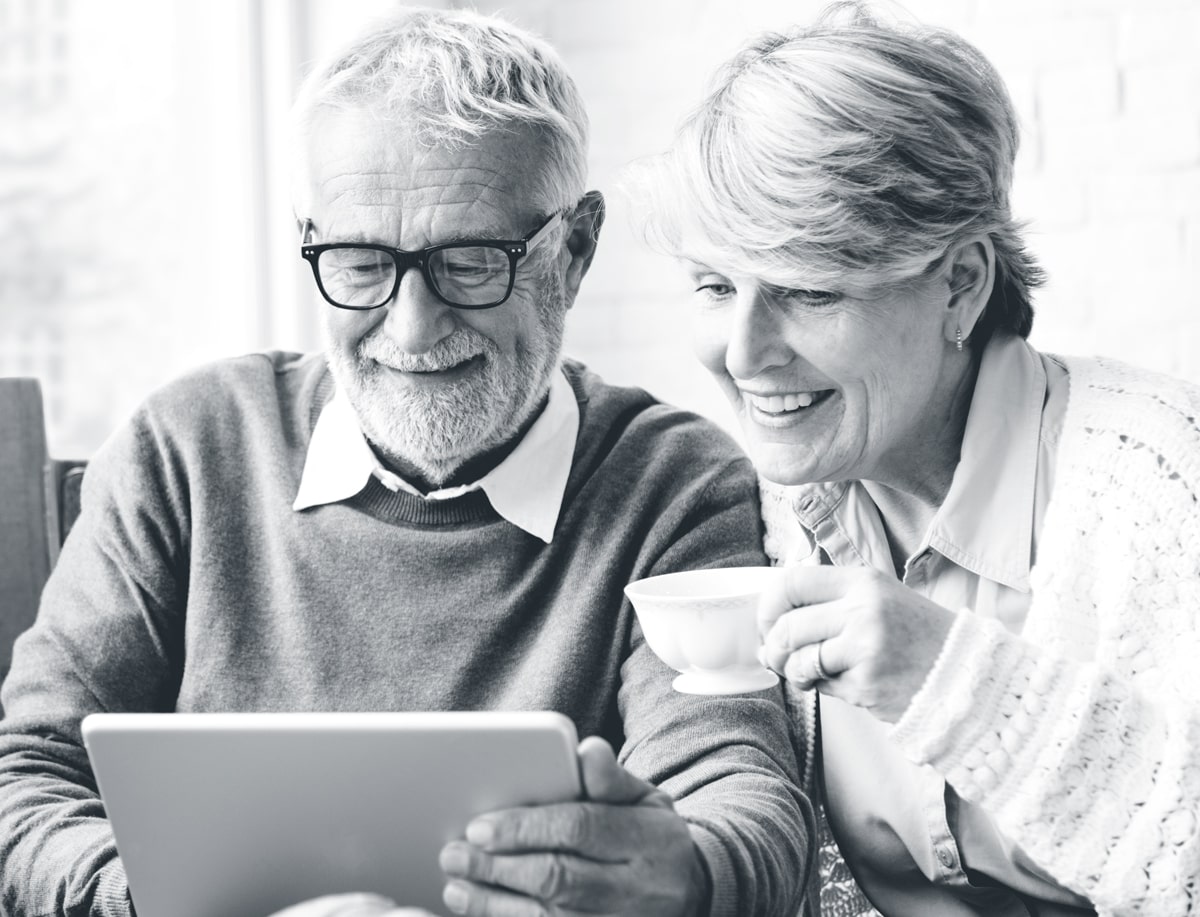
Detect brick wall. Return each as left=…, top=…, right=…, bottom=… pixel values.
left=5, top=0, right=1197, bottom=453
left=471, top=0, right=1200, bottom=437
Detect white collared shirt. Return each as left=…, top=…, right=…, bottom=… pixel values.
left=292, top=364, right=580, bottom=543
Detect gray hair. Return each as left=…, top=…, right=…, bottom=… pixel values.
left=292, top=6, right=589, bottom=214
left=641, top=1, right=1043, bottom=341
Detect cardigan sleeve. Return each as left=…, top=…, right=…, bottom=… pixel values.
left=888, top=354, right=1200, bottom=916
left=891, top=609, right=1200, bottom=916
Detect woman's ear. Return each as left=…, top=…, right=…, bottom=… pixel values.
left=562, top=191, right=606, bottom=307
left=943, top=235, right=994, bottom=348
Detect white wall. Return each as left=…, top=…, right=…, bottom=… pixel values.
left=2, top=1, right=283, bottom=453
left=490, top=0, right=1200, bottom=436
left=3, top=0, right=1197, bottom=454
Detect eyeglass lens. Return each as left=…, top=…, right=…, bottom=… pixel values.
left=316, top=245, right=512, bottom=308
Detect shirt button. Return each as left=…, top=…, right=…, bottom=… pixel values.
left=937, top=846, right=956, bottom=868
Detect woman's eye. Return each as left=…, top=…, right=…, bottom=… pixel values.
left=694, top=282, right=734, bottom=300
left=776, top=287, right=841, bottom=308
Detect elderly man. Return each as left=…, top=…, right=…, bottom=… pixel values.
left=0, top=9, right=810, bottom=917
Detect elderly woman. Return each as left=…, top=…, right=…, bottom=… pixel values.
left=642, top=4, right=1199, bottom=916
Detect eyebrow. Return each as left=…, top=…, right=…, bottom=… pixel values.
left=324, top=225, right=520, bottom=247
left=437, top=226, right=513, bottom=244
left=680, top=259, right=725, bottom=274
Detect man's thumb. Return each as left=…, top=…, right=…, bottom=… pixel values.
left=577, top=736, right=670, bottom=807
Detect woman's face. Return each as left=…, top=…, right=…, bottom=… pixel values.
left=685, top=243, right=958, bottom=488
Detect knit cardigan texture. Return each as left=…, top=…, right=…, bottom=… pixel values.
left=0, top=352, right=812, bottom=917
left=764, top=355, right=1200, bottom=917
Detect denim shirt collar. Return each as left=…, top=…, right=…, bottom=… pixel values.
left=789, top=333, right=1046, bottom=591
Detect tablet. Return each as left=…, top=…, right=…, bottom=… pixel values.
left=81, top=711, right=581, bottom=917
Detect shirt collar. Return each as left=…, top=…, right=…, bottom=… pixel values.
left=293, top=365, right=580, bottom=543
left=925, top=332, right=1047, bottom=591
left=787, top=333, right=1047, bottom=592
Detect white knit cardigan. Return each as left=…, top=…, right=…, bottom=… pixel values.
left=763, top=355, right=1200, bottom=917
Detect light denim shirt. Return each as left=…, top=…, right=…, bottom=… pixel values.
left=790, top=333, right=1096, bottom=915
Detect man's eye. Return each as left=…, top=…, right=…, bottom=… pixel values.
left=443, top=260, right=491, bottom=277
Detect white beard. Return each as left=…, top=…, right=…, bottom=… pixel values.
left=324, top=275, right=567, bottom=486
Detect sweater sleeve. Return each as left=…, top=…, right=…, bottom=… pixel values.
left=617, top=455, right=816, bottom=917
left=0, top=407, right=188, bottom=917
left=891, top=609, right=1200, bottom=916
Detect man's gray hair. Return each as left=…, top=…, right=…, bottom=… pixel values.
left=641, top=1, right=1044, bottom=343
left=292, top=6, right=589, bottom=214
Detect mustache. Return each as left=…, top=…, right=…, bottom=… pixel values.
left=358, top=328, right=494, bottom=372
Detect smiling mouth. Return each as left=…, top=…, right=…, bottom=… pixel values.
left=383, top=354, right=483, bottom=375
left=742, top=389, right=835, bottom=419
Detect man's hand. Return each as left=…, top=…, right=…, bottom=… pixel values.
left=438, top=736, right=709, bottom=916
left=267, top=893, right=437, bottom=916
left=758, top=565, right=956, bottom=723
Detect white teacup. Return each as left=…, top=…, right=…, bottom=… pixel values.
left=624, top=566, right=782, bottom=695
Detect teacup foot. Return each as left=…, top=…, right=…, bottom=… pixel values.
left=672, top=669, right=779, bottom=695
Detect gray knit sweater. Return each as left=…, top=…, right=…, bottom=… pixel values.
left=0, top=352, right=812, bottom=917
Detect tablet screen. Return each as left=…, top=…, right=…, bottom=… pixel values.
left=83, top=711, right=581, bottom=917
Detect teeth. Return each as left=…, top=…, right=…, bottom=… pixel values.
left=783, top=392, right=815, bottom=410
left=746, top=391, right=819, bottom=414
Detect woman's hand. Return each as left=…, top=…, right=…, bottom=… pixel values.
left=758, top=565, right=957, bottom=723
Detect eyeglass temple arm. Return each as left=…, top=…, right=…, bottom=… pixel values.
left=299, top=219, right=315, bottom=245
left=523, top=211, right=564, bottom=255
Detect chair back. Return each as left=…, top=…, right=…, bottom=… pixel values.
left=0, top=378, right=86, bottom=709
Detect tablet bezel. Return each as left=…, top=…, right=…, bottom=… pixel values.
left=82, top=711, right=581, bottom=917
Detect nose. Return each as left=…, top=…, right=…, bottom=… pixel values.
left=381, top=264, right=459, bottom=354
left=723, top=283, right=793, bottom=381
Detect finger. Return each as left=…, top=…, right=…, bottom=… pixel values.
left=268, top=893, right=400, bottom=917
left=811, top=632, right=853, bottom=679
left=757, top=570, right=796, bottom=638
left=761, top=605, right=845, bottom=674
left=441, top=842, right=623, bottom=910
left=782, top=643, right=831, bottom=690
left=442, top=879, right=592, bottom=917
left=465, top=801, right=644, bottom=862
left=577, top=736, right=669, bottom=808
left=757, top=564, right=862, bottom=637
left=759, top=565, right=869, bottom=636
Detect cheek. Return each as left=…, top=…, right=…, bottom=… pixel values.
left=321, top=308, right=380, bottom=354
left=484, top=299, right=539, bottom=357
left=842, top=343, right=924, bottom=444
left=689, top=310, right=729, bottom=377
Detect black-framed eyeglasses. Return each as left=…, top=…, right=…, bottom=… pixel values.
left=299, top=212, right=562, bottom=311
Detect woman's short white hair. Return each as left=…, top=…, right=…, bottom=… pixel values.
left=642, top=1, right=1043, bottom=341
left=292, top=6, right=588, bottom=215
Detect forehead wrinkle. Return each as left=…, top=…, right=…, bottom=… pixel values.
left=310, top=127, right=547, bottom=246
left=324, top=159, right=524, bottom=205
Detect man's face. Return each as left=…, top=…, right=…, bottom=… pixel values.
left=302, top=108, right=572, bottom=486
